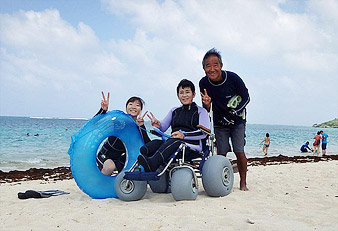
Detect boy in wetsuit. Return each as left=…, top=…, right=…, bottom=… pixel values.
left=300, top=141, right=313, bottom=152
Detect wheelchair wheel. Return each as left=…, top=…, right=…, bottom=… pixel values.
left=114, top=171, right=147, bottom=201
left=171, top=168, right=198, bottom=201
left=149, top=168, right=171, bottom=193
left=202, top=155, right=234, bottom=197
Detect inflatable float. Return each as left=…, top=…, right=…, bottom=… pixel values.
left=68, top=110, right=144, bottom=199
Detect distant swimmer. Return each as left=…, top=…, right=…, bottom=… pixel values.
left=300, top=141, right=313, bottom=153
left=34, top=134, right=39, bottom=136
left=259, top=133, right=270, bottom=156
left=26, top=133, right=30, bottom=136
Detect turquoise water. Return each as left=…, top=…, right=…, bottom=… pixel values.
left=0, top=116, right=337, bottom=171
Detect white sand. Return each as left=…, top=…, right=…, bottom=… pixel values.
left=1, top=161, right=337, bottom=231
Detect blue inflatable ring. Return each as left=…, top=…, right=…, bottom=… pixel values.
left=68, top=110, right=144, bottom=199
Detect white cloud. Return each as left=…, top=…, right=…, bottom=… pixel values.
left=103, top=0, right=337, bottom=68
left=0, top=9, right=129, bottom=117
left=0, top=1, right=337, bottom=125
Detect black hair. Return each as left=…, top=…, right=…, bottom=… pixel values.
left=266, top=133, right=269, bottom=137
left=126, top=96, right=145, bottom=110
left=176, top=79, right=195, bottom=94
left=202, top=48, right=223, bottom=68
left=317, top=131, right=321, bottom=135
left=306, top=141, right=309, bottom=144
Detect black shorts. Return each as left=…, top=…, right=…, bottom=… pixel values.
left=322, top=143, right=327, bottom=150
left=214, top=123, right=246, bottom=154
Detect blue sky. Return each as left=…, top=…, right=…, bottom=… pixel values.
left=0, top=0, right=337, bottom=126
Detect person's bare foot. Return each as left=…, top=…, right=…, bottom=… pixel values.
left=240, top=181, right=249, bottom=191
left=240, top=185, right=249, bottom=191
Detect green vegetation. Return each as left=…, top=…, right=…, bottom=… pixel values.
left=313, top=118, right=338, bottom=128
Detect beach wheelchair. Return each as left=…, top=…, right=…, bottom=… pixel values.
left=114, top=125, right=234, bottom=201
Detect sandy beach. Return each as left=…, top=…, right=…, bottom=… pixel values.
left=1, top=158, right=337, bottom=231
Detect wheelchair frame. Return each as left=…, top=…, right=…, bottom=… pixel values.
left=114, top=124, right=234, bottom=201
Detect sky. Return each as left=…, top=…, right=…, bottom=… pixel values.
left=0, top=0, right=337, bottom=126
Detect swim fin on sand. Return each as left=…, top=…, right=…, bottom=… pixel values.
left=18, top=190, right=69, bottom=199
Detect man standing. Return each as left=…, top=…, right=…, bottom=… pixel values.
left=320, top=130, right=329, bottom=156
left=199, top=48, right=250, bottom=191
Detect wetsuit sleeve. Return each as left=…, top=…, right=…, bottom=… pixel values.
left=94, top=108, right=107, bottom=117
left=233, top=75, right=250, bottom=115
left=305, top=144, right=310, bottom=150
left=182, top=107, right=210, bottom=141
left=159, top=108, right=175, bottom=132
left=140, top=124, right=151, bottom=144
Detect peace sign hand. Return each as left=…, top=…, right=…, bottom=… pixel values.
left=136, top=111, right=148, bottom=126
left=147, top=112, right=161, bottom=128
left=200, top=89, right=211, bottom=108
left=101, top=91, right=110, bottom=111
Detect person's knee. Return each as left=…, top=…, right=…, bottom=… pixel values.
left=140, top=145, right=149, bottom=156
left=101, top=160, right=116, bottom=175
left=235, top=152, right=247, bottom=162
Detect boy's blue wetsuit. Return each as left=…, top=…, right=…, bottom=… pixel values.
left=138, top=102, right=210, bottom=172
left=300, top=143, right=311, bottom=152
left=95, top=108, right=150, bottom=172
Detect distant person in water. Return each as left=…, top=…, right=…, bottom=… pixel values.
left=300, top=141, right=313, bottom=153
left=94, top=92, right=151, bottom=176
left=26, top=133, right=30, bottom=136
left=320, top=130, right=329, bottom=156
left=259, top=133, right=270, bottom=156
left=312, top=131, right=322, bottom=156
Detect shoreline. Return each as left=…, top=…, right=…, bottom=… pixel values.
left=1, top=154, right=337, bottom=183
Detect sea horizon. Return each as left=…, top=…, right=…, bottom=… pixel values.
left=0, top=115, right=331, bottom=127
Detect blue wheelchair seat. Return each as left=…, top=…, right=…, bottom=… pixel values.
left=124, top=171, right=160, bottom=181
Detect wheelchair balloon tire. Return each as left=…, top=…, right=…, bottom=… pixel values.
left=202, top=155, right=234, bottom=197
left=114, top=171, right=147, bottom=201
left=148, top=167, right=171, bottom=193
left=171, top=168, right=198, bottom=201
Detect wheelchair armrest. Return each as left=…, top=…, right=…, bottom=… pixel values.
left=197, top=125, right=211, bottom=134
left=151, top=128, right=171, bottom=139
left=150, top=129, right=162, bottom=137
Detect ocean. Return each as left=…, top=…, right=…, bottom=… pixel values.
left=1, top=116, right=337, bottom=171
